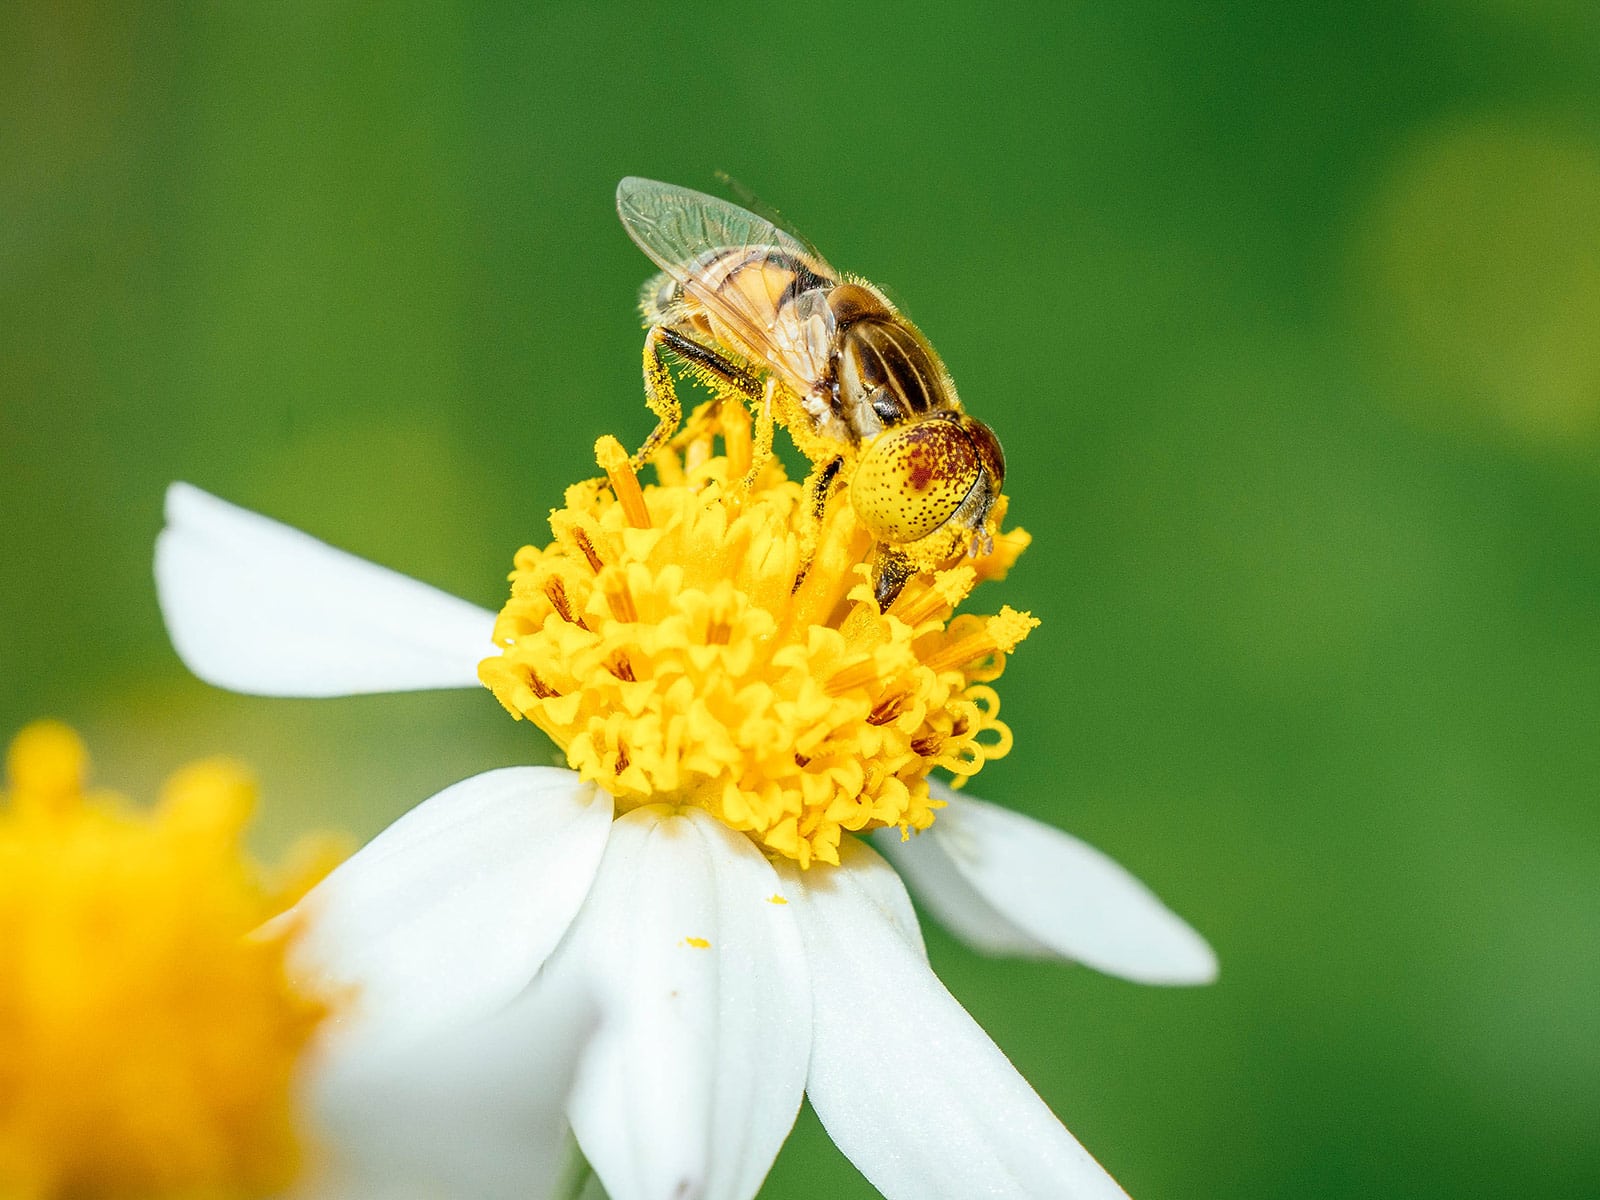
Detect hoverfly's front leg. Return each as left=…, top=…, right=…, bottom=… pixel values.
left=742, top=376, right=780, bottom=492
left=870, top=545, right=917, bottom=610
left=807, top=454, right=844, bottom=524
left=789, top=455, right=845, bottom=594
left=636, top=325, right=762, bottom=472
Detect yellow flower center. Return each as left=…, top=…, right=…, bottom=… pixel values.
left=479, top=404, right=1036, bottom=867
left=0, top=722, right=341, bottom=1200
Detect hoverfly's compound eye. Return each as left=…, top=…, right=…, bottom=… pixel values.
left=851, top=418, right=984, bottom=544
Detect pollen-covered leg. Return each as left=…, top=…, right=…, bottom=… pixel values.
left=786, top=455, right=845, bottom=595
left=741, top=376, right=780, bottom=493
left=634, top=325, right=687, bottom=471
left=871, top=543, right=918, bottom=610
left=635, top=326, right=764, bottom=472
left=804, top=455, right=845, bottom=525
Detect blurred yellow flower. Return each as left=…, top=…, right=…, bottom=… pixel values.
left=0, top=721, right=329, bottom=1200
left=0, top=721, right=595, bottom=1200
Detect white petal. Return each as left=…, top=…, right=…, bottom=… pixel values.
left=871, top=822, right=1050, bottom=959
left=304, top=976, right=598, bottom=1200
left=874, top=780, right=1218, bottom=985
left=155, top=482, right=496, bottom=696
left=783, top=837, right=1130, bottom=1200
left=281, top=767, right=612, bottom=1050
left=556, top=807, right=810, bottom=1200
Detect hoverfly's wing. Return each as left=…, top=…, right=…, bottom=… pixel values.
left=617, top=177, right=839, bottom=376
left=713, top=170, right=835, bottom=268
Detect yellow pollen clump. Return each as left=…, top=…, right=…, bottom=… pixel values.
left=0, top=722, right=341, bottom=1200
left=480, top=405, right=1035, bottom=868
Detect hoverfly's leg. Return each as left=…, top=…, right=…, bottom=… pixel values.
left=789, top=455, right=844, bottom=593
left=870, top=544, right=918, bottom=611
left=742, top=376, right=780, bottom=492
left=638, top=325, right=763, bottom=471
left=636, top=326, right=688, bottom=471
left=807, top=455, right=844, bottom=524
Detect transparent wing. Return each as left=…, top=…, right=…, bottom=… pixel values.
left=713, top=170, right=835, bottom=268
left=616, top=177, right=839, bottom=376
left=617, top=177, right=836, bottom=284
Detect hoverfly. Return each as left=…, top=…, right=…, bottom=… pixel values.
left=615, top=177, right=1005, bottom=609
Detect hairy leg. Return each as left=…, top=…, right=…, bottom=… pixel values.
left=634, top=325, right=763, bottom=471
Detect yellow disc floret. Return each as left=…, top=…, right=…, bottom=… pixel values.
left=480, top=405, right=1036, bottom=867
left=0, top=722, right=338, bottom=1200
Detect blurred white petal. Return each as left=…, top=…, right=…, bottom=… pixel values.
left=783, top=837, right=1129, bottom=1200
left=281, top=767, right=611, bottom=1049
left=876, top=780, right=1218, bottom=985
left=155, top=482, right=495, bottom=696
left=303, top=977, right=598, bottom=1200
left=559, top=807, right=810, bottom=1200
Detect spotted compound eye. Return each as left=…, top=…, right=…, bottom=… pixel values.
left=851, top=418, right=984, bottom=544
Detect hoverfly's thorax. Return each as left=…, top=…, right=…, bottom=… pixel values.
left=825, top=282, right=893, bottom=329
left=833, top=315, right=956, bottom=442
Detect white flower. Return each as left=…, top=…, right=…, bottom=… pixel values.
left=306, top=977, right=597, bottom=1200
left=156, top=461, right=1214, bottom=1200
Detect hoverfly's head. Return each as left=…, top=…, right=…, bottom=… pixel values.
left=850, top=413, right=1006, bottom=547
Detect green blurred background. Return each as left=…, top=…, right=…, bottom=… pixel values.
left=4, top=2, right=1599, bottom=1196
